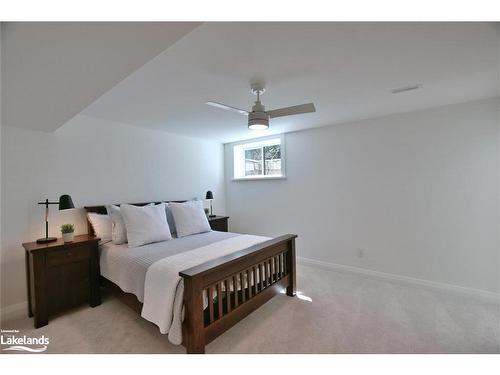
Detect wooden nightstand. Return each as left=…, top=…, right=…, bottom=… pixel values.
left=208, top=216, right=229, bottom=232
left=22, top=234, right=101, bottom=328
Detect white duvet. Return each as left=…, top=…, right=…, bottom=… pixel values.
left=141, top=234, right=270, bottom=345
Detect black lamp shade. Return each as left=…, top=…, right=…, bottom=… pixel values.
left=205, top=191, right=214, bottom=200
left=59, top=194, right=74, bottom=210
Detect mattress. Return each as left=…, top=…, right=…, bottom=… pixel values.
left=99, top=231, right=239, bottom=302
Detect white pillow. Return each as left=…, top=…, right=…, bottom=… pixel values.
left=168, top=200, right=211, bottom=238
left=120, top=203, right=172, bottom=248
left=106, top=205, right=128, bottom=244
left=106, top=203, right=155, bottom=244
left=87, top=213, right=112, bottom=243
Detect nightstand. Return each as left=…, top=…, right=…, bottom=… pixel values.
left=208, top=216, right=229, bottom=232
left=22, top=234, right=101, bottom=328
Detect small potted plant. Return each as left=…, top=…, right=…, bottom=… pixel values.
left=61, top=224, right=75, bottom=243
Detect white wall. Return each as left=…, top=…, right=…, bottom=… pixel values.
left=225, top=98, right=499, bottom=294
left=0, top=115, right=225, bottom=310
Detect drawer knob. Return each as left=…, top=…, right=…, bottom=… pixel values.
left=66, top=252, right=72, bottom=256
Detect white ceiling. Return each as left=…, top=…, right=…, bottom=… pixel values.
left=81, top=22, right=499, bottom=143
left=3, top=23, right=498, bottom=142
left=1, top=22, right=200, bottom=131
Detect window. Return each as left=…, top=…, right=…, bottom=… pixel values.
left=233, top=135, right=285, bottom=179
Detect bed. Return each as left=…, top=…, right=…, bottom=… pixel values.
left=85, top=201, right=297, bottom=354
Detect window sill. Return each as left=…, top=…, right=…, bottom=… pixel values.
left=232, top=175, right=287, bottom=181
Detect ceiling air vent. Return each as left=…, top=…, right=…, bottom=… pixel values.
left=391, top=84, right=421, bottom=94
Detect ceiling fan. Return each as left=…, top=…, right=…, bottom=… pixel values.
left=206, top=83, right=316, bottom=130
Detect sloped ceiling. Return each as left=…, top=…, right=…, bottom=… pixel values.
left=1, top=22, right=201, bottom=131
left=82, top=22, right=499, bottom=143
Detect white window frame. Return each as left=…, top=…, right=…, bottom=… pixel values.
left=231, top=134, right=286, bottom=181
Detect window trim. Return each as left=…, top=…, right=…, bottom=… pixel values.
left=231, top=134, right=286, bottom=181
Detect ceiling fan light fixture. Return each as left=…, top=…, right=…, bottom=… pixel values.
left=248, top=123, right=269, bottom=130
left=248, top=112, right=269, bottom=130
left=206, top=84, right=316, bottom=131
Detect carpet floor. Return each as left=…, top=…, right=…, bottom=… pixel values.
left=2, top=264, right=499, bottom=354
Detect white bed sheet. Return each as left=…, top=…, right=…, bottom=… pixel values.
left=99, top=231, right=239, bottom=302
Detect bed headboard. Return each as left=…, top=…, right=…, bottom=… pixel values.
left=84, top=200, right=187, bottom=236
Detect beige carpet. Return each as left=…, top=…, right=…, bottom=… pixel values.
left=2, top=264, right=499, bottom=353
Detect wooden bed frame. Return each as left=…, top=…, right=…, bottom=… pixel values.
left=85, top=201, right=297, bottom=354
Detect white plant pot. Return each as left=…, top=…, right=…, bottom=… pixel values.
left=62, top=232, right=74, bottom=243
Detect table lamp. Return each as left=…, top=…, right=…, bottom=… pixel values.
left=205, top=191, right=216, bottom=218
left=36, top=194, right=75, bottom=243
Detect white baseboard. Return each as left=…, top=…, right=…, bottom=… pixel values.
left=0, top=301, right=27, bottom=322
left=298, top=257, right=500, bottom=304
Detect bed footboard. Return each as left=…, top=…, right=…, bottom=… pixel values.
left=179, top=234, right=297, bottom=354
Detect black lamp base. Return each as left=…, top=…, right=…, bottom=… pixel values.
left=209, top=214, right=216, bottom=218
left=36, top=237, right=57, bottom=244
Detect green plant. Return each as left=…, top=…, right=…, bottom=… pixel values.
left=204, top=208, right=210, bottom=215
left=60, top=223, right=75, bottom=233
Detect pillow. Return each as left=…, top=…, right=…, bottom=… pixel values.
left=168, top=200, right=211, bottom=238
left=120, top=203, right=172, bottom=248
left=87, top=213, right=112, bottom=243
left=106, top=205, right=128, bottom=244
left=106, top=203, right=155, bottom=244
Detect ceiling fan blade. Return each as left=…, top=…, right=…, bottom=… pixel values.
left=268, top=103, right=316, bottom=119
left=205, top=101, right=248, bottom=116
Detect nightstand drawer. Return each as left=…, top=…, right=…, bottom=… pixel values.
left=46, top=246, right=90, bottom=267
left=210, top=219, right=228, bottom=232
